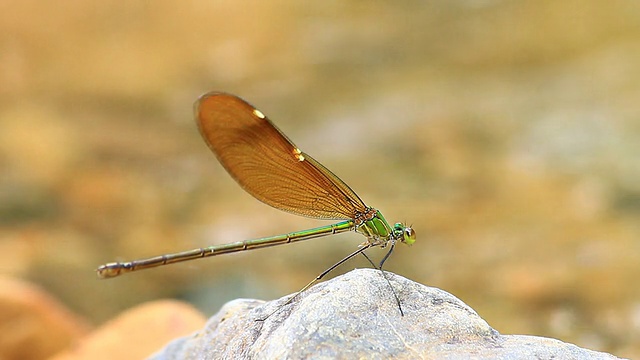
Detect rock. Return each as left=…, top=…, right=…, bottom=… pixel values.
left=51, top=300, right=207, bottom=360
left=149, top=269, right=623, bottom=360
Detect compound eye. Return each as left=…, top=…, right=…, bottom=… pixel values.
left=403, top=227, right=416, bottom=245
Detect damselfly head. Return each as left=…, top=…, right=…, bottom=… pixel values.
left=394, top=223, right=416, bottom=246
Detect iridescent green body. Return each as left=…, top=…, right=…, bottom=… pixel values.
left=97, top=209, right=413, bottom=278
left=98, top=221, right=354, bottom=278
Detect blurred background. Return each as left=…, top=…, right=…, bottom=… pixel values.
left=1, top=0, right=639, bottom=358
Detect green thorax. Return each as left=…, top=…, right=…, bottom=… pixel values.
left=355, top=209, right=416, bottom=246
left=356, top=209, right=393, bottom=240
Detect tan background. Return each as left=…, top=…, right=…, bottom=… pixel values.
left=1, top=1, right=639, bottom=358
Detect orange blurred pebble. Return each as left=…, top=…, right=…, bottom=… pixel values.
left=50, top=300, right=207, bottom=360
left=0, top=276, right=90, bottom=360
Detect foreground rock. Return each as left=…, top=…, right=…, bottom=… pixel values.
left=150, top=269, right=622, bottom=360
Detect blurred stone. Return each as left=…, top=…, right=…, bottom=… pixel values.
left=150, top=269, right=622, bottom=360
left=51, top=300, right=206, bottom=360
left=0, top=276, right=89, bottom=360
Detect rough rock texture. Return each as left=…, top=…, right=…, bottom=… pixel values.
left=150, top=269, right=623, bottom=360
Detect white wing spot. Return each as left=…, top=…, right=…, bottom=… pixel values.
left=253, top=109, right=265, bottom=119
left=293, top=148, right=305, bottom=162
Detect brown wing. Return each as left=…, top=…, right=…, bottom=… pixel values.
left=195, top=92, right=368, bottom=220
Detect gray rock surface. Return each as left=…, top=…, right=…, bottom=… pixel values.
left=149, top=268, right=623, bottom=360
